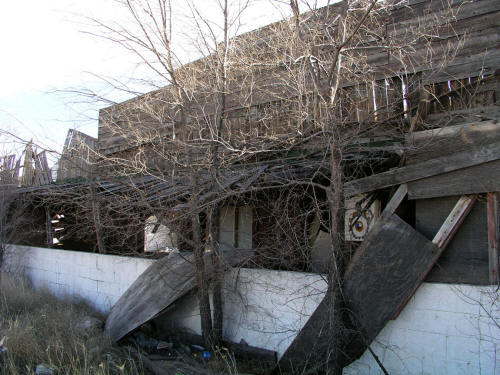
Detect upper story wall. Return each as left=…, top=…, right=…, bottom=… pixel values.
left=97, top=0, right=500, bottom=159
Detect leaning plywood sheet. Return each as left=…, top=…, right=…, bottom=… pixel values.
left=105, top=250, right=251, bottom=342
left=271, top=290, right=339, bottom=374
left=343, top=214, right=441, bottom=361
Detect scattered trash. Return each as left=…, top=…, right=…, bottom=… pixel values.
left=202, top=350, right=211, bottom=359
left=157, top=341, right=173, bottom=350
left=177, top=344, right=191, bottom=354
left=134, top=332, right=158, bottom=350
left=191, top=344, right=205, bottom=351
left=148, top=353, right=176, bottom=361
left=74, top=316, right=103, bottom=335
left=0, top=336, right=7, bottom=361
left=104, top=353, right=113, bottom=363
left=35, top=364, right=57, bottom=375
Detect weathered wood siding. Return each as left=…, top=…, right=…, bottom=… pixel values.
left=97, top=0, right=500, bottom=157
left=57, top=129, right=97, bottom=181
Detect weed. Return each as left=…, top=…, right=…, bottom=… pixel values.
left=0, top=273, right=144, bottom=375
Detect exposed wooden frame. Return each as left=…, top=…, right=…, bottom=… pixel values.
left=344, top=142, right=500, bottom=197
left=381, top=184, right=407, bottom=218
left=487, top=192, right=499, bottom=284
left=432, top=195, right=476, bottom=249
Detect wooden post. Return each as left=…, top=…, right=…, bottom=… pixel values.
left=22, top=143, right=34, bottom=186
left=487, top=192, right=499, bottom=284
left=45, top=207, right=53, bottom=248
left=90, top=186, right=106, bottom=254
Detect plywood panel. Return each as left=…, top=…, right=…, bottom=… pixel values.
left=343, top=214, right=440, bottom=361
left=105, top=250, right=251, bottom=342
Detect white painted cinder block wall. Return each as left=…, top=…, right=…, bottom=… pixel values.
left=4, top=245, right=499, bottom=373
left=344, top=283, right=500, bottom=375
left=4, top=245, right=155, bottom=313
left=163, top=268, right=328, bottom=358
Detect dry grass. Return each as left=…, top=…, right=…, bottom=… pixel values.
left=0, top=273, right=145, bottom=375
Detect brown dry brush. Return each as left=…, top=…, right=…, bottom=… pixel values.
left=0, top=274, right=144, bottom=375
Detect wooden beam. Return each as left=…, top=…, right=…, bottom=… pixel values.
left=272, top=290, right=336, bottom=374
left=344, top=142, right=500, bottom=197
left=90, top=186, right=106, bottom=254
left=487, top=192, right=499, bottom=284
left=432, top=195, right=476, bottom=249
left=407, top=160, right=500, bottom=200
left=381, top=184, right=407, bottom=218
left=392, top=195, right=476, bottom=319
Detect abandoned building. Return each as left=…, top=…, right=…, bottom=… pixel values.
left=2, top=0, right=500, bottom=373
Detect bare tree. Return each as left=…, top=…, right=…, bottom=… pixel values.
left=41, top=0, right=486, bottom=372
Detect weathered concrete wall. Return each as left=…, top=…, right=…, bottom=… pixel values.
left=5, top=245, right=328, bottom=358
left=161, top=268, right=328, bottom=358
left=4, top=245, right=498, bottom=373
left=344, top=283, right=500, bottom=375
left=4, top=245, right=155, bottom=313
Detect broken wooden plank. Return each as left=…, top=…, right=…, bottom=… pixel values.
left=487, top=192, right=499, bottom=284
left=381, top=184, right=407, bottom=218
left=343, top=214, right=441, bottom=363
left=407, top=159, right=500, bottom=199
left=344, top=141, right=500, bottom=197
left=432, top=195, right=476, bottom=249
left=105, top=249, right=252, bottom=342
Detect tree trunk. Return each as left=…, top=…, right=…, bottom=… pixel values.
left=90, top=186, right=106, bottom=254
left=190, top=180, right=214, bottom=348
left=209, top=204, right=223, bottom=346
left=325, top=139, right=347, bottom=374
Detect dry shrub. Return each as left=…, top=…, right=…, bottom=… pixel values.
left=0, top=273, right=144, bottom=375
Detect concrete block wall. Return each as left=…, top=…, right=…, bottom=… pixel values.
left=163, top=268, right=328, bottom=358
left=4, top=245, right=498, bottom=373
left=5, top=245, right=155, bottom=313
left=344, top=283, right=500, bottom=375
